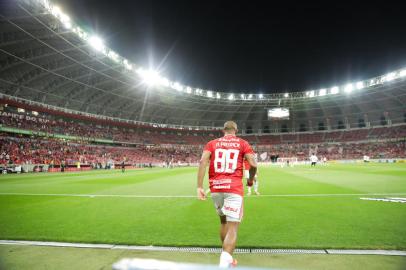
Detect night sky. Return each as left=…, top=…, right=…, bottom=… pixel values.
left=55, top=0, right=406, bottom=93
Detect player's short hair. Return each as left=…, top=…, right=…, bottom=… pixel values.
left=223, top=121, right=238, bottom=132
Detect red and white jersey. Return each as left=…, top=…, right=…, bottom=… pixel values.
left=204, top=134, right=254, bottom=196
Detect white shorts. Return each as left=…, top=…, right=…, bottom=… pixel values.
left=244, top=170, right=257, bottom=179
left=211, top=192, right=243, bottom=222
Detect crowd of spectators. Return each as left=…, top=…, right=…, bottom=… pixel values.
left=258, top=140, right=405, bottom=161
left=1, top=106, right=405, bottom=146
left=1, top=133, right=404, bottom=167
left=0, top=136, right=201, bottom=166
left=1, top=105, right=405, bottom=168
left=0, top=108, right=217, bottom=145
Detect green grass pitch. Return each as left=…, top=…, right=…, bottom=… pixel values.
left=0, top=163, right=405, bottom=250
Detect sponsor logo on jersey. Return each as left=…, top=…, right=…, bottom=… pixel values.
left=211, top=179, right=232, bottom=185
left=213, top=185, right=231, bottom=189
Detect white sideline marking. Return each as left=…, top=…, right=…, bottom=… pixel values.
left=0, top=192, right=405, bottom=198
left=0, top=240, right=405, bottom=256
left=360, top=197, right=406, bottom=203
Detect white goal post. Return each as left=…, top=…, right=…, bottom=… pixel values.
left=276, top=157, right=298, bottom=167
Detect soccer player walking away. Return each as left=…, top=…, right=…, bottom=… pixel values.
left=197, top=121, right=257, bottom=268
left=244, top=155, right=259, bottom=195
left=121, top=160, right=125, bottom=173
left=310, top=153, right=318, bottom=167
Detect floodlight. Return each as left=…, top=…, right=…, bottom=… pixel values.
left=385, top=72, right=396, bottom=82
left=63, top=21, right=72, bottom=29
left=173, top=82, right=183, bottom=91
left=240, top=94, right=245, bottom=99
left=161, top=78, right=170, bottom=87
left=344, top=84, right=353, bottom=93
left=207, top=91, right=213, bottom=98
left=60, top=13, right=70, bottom=23
left=259, top=94, right=263, bottom=99
left=88, top=36, right=104, bottom=52
left=330, top=86, right=339, bottom=94
left=51, top=6, right=61, bottom=17
left=400, top=69, right=406, bottom=77
left=284, top=93, right=289, bottom=98
left=137, top=69, right=161, bottom=86
left=60, top=13, right=71, bottom=29
left=306, top=91, right=314, bottom=97
left=216, top=93, right=221, bottom=99
left=248, top=94, right=253, bottom=99
left=123, top=60, right=133, bottom=70
left=356, top=81, right=364, bottom=89
left=319, top=89, right=326, bottom=96
left=228, top=94, right=234, bottom=100
left=108, top=51, right=119, bottom=62
left=186, top=87, right=192, bottom=94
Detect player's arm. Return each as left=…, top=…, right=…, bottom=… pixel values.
left=197, top=150, right=211, bottom=200
left=245, top=153, right=257, bottom=186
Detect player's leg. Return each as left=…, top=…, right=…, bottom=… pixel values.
left=219, top=193, right=243, bottom=268
left=211, top=193, right=226, bottom=244
left=219, top=215, right=227, bottom=244
left=222, top=221, right=239, bottom=254
left=245, top=170, right=252, bottom=195
left=254, top=178, right=259, bottom=195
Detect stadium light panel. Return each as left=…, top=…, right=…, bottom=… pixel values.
left=228, top=94, right=234, bottom=100
left=356, top=81, right=364, bottom=90
left=284, top=93, right=289, bottom=98
left=88, top=36, right=104, bottom=52
left=187, top=87, right=193, bottom=94
left=330, top=86, right=339, bottom=94
left=207, top=91, right=213, bottom=98
left=344, top=84, right=353, bottom=93
left=400, top=69, right=406, bottom=77
left=319, top=89, right=326, bottom=96
left=259, top=94, right=264, bottom=99
left=248, top=94, right=253, bottom=99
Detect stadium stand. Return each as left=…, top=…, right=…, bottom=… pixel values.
left=1, top=100, right=405, bottom=171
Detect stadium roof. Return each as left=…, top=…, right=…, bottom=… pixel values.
left=0, top=0, right=405, bottom=131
